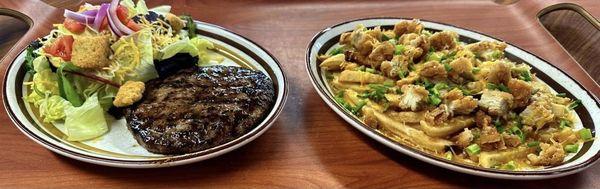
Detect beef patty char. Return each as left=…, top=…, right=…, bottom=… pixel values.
left=124, top=65, right=275, bottom=154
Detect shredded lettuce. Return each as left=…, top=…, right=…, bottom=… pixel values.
left=32, top=56, right=50, bottom=73
left=121, top=0, right=149, bottom=17
left=149, top=5, right=171, bottom=16
left=63, top=94, right=109, bottom=141
left=39, top=95, right=72, bottom=123
left=100, top=28, right=158, bottom=84
left=158, top=37, right=215, bottom=65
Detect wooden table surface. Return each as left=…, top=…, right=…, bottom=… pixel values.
left=1, top=0, right=600, bottom=188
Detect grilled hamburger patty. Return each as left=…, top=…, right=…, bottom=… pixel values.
left=124, top=65, right=275, bottom=154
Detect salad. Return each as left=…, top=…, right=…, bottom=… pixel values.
left=24, top=0, right=219, bottom=141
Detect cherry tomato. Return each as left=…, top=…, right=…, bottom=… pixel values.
left=126, top=20, right=141, bottom=32
left=116, top=5, right=129, bottom=24
left=44, top=35, right=74, bottom=61
left=63, top=19, right=86, bottom=34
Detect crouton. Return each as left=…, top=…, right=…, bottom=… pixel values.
left=520, top=100, right=554, bottom=129
left=429, top=30, right=458, bottom=51
left=507, top=78, right=532, bottom=108
left=113, top=81, right=145, bottom=107
left=478, top=89, right=514, bottom=116
left=448, top=57, right=474, bottom=83
left=475, top=110, right=492, bottom=128
left=478, top=124, right=506, bottom=151
left=466, top=41, right=507, bottom=61
left=527, top=142, right=565, bottom=166
left=393, top=19, right=423, bottom=36
left=166, top=13, right=184, bottom=33
left=350, top=25, right=379, bottom=55
left=395, top=72, right=419, bottom=87
left=502, top=133, right=522, bottom=147
left=449, top=96, right=478, bottom=115
left=425, top=104, right=450, bottom=124
left=71, top=34, right=111, bottom=69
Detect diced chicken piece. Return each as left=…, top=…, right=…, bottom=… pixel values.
left=448, top=57, right=474, bottom=83
left=402, top=45, right=425, bottom=62
left=365, top=26, right=383, bottom=41
left=340, top=32, right=352, bottom=45
left=425, top=104, right=450, bottom=124
left=486, top=61, right=512, bottom=85
left=507, top=78, right=533, bottom=108
left=502, top=133, right=522, bottom=147
left=398, top=33, right=419, bottom=45
left=466, top=41, right=507, bottom=61
left=380, top=60, right=406, bottom=78
left=520, top=100, right=554, bottom=129
left=419, top=61, right=447, bottom=80
left=113, top=81, right=145, bottom=107
left=527, top=143, right=566, bottom=166
left=395, top=72, right=420, bottom=87
left=442, top=89, right=477, bottom=115
left=453, top=128, right=474, bottom=148
left=465, top=80, right=486, bottom=94
left=319, top=54, right=346, bottom=71
left=478, top=90, right=514, bottom=116
left=482, top=96, right=506, bottom=112
left=393, top=19, right=423, bottom=36
left=475, top=110, right=492, bottom=128
left=429, top=30, right=458, bottom=51
left=344, top=25, right=379, bottom=55
left=396, top=84, right=429, bottom=111
left=367, top=41, right=395, bottom=68
left=448, top=96, right=478, bottom=115
left=338, top=70, right=386, bottom=84
left=478, top=124, right=506, bottom=151
left=399, top=33, right=430, bottom=53
left=71, top=34, right=111, bottom=69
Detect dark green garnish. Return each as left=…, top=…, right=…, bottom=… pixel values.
left=568, top=99, right=582, bottom=110
left=329, top=47, right=344, bottom=56
left=394, top=45, right=405, bottom=55
left=57, top=63, right=84, bottom=107
left=182, top=15, right=196, bottom=39
left=556, top=93, right=567, bottom=97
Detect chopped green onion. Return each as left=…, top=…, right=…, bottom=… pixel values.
left=491, top=50, right=503, bottom=60
left=182, top=15, right=197, bottom=39
left=565, top=144, right=579, bottom=153
left=429, top=95, right=442, bottom=106
left=527, top=141, right=540, bottom=147
left=568, top=99, right=582, bottom=110
left=426, top=52, right=443, bottom=62
left=397, top=70, right=407, bottom=79
left=383, top=80, right=395, bottom=87
left=355, top=66, right=366, bottom=72
left=509, top=126, right=525, bottom=141
left=443, top=63, right=452, bottom=72
left=559, top=119, right=571, bottom=129
left=382, top=34, right=391, bottom=41
left=329, top=47, right=344, bottom=55
left=502, top=161, right=517, bottom=170
left=351, top=101, right=367, bottom=115
left=497, top=84, right=511, bottom=93
left=472, top=67, right=481, bottom=74
left=25, top=45, right=37, bottom=74
left=556, top=93, right=567, bottom=97
left=579, top=128, right=593, bottom=141
left=444, top=151, right=453, bottom=160
left=486, top=83, right=498, bottom=90
left=394, top=45, right=405, bottom=55
left=518, top=71, right=532, bottom=81
left=465, top=144, right=481, bottom=155
left=365, top=68, right=376, bottom=73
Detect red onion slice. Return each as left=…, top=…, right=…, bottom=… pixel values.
left=64, top=9, right=95, bottom=25
left=107, top=0, right=133, bottom=36
left=82, top=9, right=98, bottom=16
left=92, top=3, right=109, bottom=31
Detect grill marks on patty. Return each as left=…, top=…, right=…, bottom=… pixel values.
left=125, top=66, right=275, bottom=154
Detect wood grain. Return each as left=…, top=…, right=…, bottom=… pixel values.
left=540, top=9, right=600, bottom=84
left=1, top=0, right=600, bottom=188
left=0, top=16, right=28, bottom=59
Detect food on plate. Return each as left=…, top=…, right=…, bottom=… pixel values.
left=22, top=0, right=273, bottom=154
left=318, top=19, right=593, bottom=170
left=125, top=66, right=274, bottom=154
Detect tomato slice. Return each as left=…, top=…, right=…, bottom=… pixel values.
left=44, top=35, right=74, bottom=61
left=126, top=20, right=141, bottom=32
left=63, top=19, right=86, bottom=34
left=100, top=17, right=108, bottom=31
left=116, top=5, right=129, bottom=24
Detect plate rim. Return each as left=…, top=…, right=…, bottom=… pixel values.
left=305, top=17, right=600, bottom=179
left=2, top=20, right=289, bottom=168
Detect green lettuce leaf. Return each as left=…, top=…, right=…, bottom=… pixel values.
left=158, top=37, right=215, bottom=65
left=64, top=94, right=108, bottom=141
left=38, top=95, right=72, bottom=123
left=104, top=28, right=158, bottom=84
